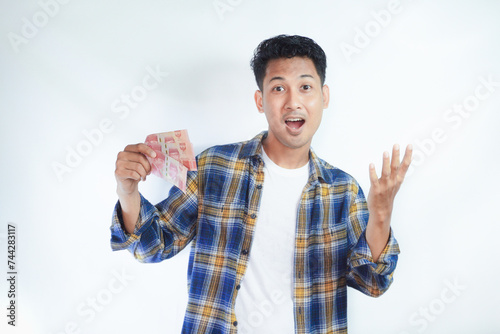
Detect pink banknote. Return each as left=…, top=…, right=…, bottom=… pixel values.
left=145, top=129, right=197, bottom=192
left=145, top=130, right=197, bottom=171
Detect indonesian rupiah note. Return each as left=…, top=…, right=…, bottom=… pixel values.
left=144, top=129, right=197, bottom=192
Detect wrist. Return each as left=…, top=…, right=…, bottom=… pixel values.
left=116, top=182, right=138, bottom=197
left=117, top=189, right=140, bottom=210
left=368, top=212, right=391, bottom=228
left=117, top=191, right=141, bottom=235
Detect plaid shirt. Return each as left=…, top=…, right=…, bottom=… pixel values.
left=110, top=131, right=400, bottom=334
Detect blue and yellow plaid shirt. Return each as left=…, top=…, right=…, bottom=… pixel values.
left=110, top=131, right=400, bottom=334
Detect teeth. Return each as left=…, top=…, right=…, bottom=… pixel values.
left=286, top=118, right=303, bottom=122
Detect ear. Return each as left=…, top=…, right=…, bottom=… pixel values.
left=254, top=90, right=264, bottom=113
left=322, top=84, right=330, bottom=109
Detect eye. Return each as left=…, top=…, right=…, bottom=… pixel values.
left=273, top=86, right=285, bottom=92
left=302, top=84, right=312, bottom=90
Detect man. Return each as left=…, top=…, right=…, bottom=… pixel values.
left=111, top=34, right=412, bottom=334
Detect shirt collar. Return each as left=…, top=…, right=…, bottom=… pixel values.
left=238, top=131, right=267, bottom=159
left=239, top=131, right=335, bottom=185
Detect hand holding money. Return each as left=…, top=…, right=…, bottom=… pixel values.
left=114, top=130, right=196, bottom=233
left=115, top=143, right=156, bottom=195
left=144, top=129, right=197, bottom=192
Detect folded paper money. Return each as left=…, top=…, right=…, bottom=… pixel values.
left=145, top=129, right=197, bottom=192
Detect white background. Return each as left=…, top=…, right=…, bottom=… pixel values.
left=1, top=0, right=500, bottom=333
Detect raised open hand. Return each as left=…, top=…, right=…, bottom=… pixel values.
left=367, top=144, right=413, bottom=227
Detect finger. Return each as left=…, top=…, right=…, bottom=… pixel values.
left=117, top=161, right=149, bottom=181
left=397, top=144, right=413, bottom=180
left=115, top=165, right=143, bottom=182
left=117, top=150, right=153, bottom=174
left=124, top=143, right=157, bottom=159
left=133, top=144, right=156, bottom=174
left=381, top=151, right=391, bottom=179
left=125, top=160, right=149, bottom=180
left=390, top=144, right=400, bottom=175
left=369, top=163, right=379, bottom=187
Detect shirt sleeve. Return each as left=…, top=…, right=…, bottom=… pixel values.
left=109, top=170, right=199, bottom=263
left=345, top=180, right=400, bottom=297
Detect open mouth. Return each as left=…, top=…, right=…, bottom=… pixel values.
left=285, top=118, right=305, bottom=130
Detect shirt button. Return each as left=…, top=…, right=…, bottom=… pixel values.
left=256, top=184, right=262, bottom=189
left=242, top=249, right=248, bottom=255
left=236, top=284, right=241, bottom=290
left=233, top=321, right=238, bottom=326
left=250, top=213, right=257, bottom=219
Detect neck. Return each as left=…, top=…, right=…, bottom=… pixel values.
left=262, top=136, right=310, bottom=169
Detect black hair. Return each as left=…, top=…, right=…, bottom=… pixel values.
left=250, top=34, right=327, bottom=91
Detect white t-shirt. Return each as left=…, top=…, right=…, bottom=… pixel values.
left=234, top=148, right=309, bottom=334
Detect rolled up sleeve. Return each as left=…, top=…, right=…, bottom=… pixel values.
left=109, top=170, right=199, bottom=263
left=345, top=180, right=400, bottom=297
left=348, top=229, right=400, bottom=296
left=110, top=193, right=159, bottom=251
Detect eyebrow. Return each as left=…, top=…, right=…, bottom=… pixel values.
left=268, top=74, right=315, bottom=83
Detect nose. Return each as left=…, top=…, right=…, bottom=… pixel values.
left=285, top=89, right=302, bottom=110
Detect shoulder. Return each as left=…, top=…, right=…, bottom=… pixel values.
left=196, top=136, right=260, bottom=172
left=313, top=154, right=362, bottom=194
left=200, top=141, right=245, bottom=157
left=198, top=140, right=247, bottom=162
left=194, top=138, right=257, bottom=195
left=197, top=132, right=264, bottom=164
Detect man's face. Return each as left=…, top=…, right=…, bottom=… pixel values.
left=255, top=56, right=329, bottom=156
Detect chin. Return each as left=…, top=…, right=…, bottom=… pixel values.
left=282, top=137, right=311, bottom=150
